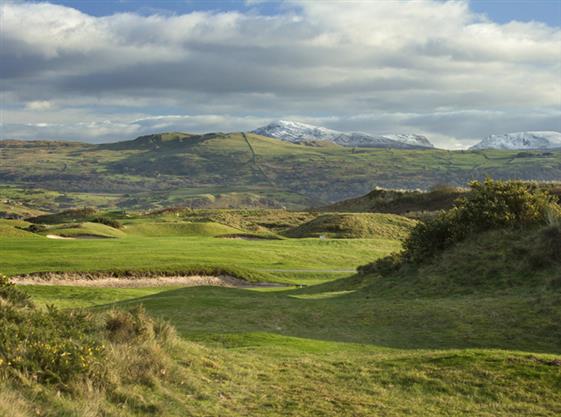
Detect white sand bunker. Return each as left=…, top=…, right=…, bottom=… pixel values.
left=13, top=273, right=275, bottom=288
left=46, top=234, right=75, bottom=240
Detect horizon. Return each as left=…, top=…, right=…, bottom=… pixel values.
left=1, top=0, right=561, bottom=149
left=2, top=119, right=561, bottom=151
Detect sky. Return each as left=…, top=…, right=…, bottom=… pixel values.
left=1, top=0, right=560, bottom=149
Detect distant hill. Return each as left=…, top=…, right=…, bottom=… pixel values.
left=2, top=132, right=561, bottom=210
left=470, top=131, right=561, bottom=150
left=253, top=120, right=434, bottom=149
left=322, top=183, right=561, bottom=217
left=320, top=186, right=466, bottom=216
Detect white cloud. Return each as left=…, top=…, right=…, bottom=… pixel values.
left=25, top=100, right=53, bottom=111
left=0, top=0, right=560, bottom=147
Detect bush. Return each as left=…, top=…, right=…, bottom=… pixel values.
left=106, top=307, right=155, bottom=343
left=0, top=273, right=31, bottom=307
left=0, top=302, right=105, bottom=387
left=92, top=216, right=123, bottom=229
left=403, top=179, right=560, bottom=263
left=26, top=224, right=47, bottom=233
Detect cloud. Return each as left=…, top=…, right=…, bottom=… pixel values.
left=0, top=0, right=560, bottom=148
left=25, top=101, right=53, bottom=111
left=0, top=114, right=270, bottom=143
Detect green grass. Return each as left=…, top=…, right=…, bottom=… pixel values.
left=0, top=235, right=400, bottom=284
left=0, top=219, right=37, bottom=238
left=124, top=221, right=242, bottom=237
left=3, top=133, right=561, bottom=210
left=13, top=282, right=561, bottom=416
left=3, top=201, right=561, bottom=415
left=21, top=285, right=176, bottom=309
left=25, top=284, right=561, bottom=353
left=285, top=212, right=417, bottom=239
left=41, top=221, right=126, bottom=238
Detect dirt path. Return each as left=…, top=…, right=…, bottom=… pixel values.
left=13, top=273, right=282, bottom=288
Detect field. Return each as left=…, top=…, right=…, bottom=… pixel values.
left=1, top=235, right=396, bottom=284
left=0, top=209, right=405, bottom=285
left=1, top=188, right=561, bottom=416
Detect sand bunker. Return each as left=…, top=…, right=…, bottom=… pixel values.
left=46, top=234, right=75, bottom=240
left=13, top=273, right=278, bottom=288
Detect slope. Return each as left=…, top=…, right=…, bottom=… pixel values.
left=2, top=133, right=561, bottom=210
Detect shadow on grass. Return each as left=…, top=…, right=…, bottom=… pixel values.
left=104, top=285, right=561, bottom=355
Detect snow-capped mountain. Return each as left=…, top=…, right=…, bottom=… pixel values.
left=252, top=120, right=434, bottom=149
left=470, top=131, right=561, bottom=150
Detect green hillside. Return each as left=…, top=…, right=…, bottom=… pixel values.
left=2, top=133, right=561, bottom=210
left=285, top=213, right=417, bottom=239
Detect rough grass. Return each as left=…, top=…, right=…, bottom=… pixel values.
left=285, top=213, right=417, bottom=239
left=321, top=186, right=466, bottom=216
left=353, top=226, right=561, bottom=297
left=0, top=219, right=38, bottom=238
left=3, top=204, right=561, bottom=416
left=11, top=281, right=561, bottom=416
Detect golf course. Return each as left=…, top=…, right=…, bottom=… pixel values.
left=1, top=180, right=560, bottom=416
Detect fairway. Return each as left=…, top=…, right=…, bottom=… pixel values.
left=0, top=235, right=400, bottom=284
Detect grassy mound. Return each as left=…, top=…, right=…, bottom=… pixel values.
left=352, top=225, right=561, bottom=296
left=351, top=180, right=561, bottom=295
left=180, top=209, right=316, bottom=233
left=322, top=186, right=465, bottom=216
left=0, top=220, right=38, bottom=238
left=284, top=213, right=416, bottom=239
left=29, top=208, right=98, bottom=224
left=43, top=222, right=126, bottom=239
left=12, top=276, right=561, bottom=416
left=124, top=221, right=241, bottom=237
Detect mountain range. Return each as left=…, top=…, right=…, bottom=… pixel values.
left=1, top=128, right=561, bottom=212
left=254, top=121, right=561, bottom=151
left=252, top=120, right=434, bottom=149
left=470, top=131, right=561, bottom=150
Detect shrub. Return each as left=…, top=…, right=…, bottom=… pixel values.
left=0, top=302, right=105, bottom=387
left=92, top=216, right=123, bottom=229
left=403, top=179, right=560, bottom=263
left=105, top=307, right=155, bottom=343
left=0, top=273, right=31, bottom=307
left=26, top=224, right=47, bottom=233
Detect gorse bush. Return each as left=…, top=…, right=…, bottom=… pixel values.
left=0, top=277, right=105, bottom=387
left=0, top=273, right=31, bottom=307
left=0, top=274, right=178, bottom=393
left=404, top=179, right=560, bottom=263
